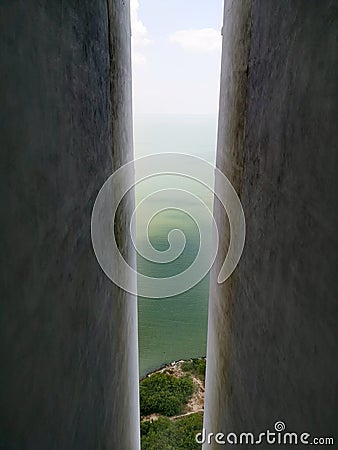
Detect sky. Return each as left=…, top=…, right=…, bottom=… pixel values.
left=131, top=0, right=224, bottom=115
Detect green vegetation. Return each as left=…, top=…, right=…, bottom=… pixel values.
left=181, top=358, right=206, bottom=381
left=140, top=360, right=206, bottom=449
left=140, top=372, right=194, bottom=417
left=141, top=413, right=203, bottom=450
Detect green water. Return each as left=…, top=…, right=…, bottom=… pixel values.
left=134, top=114, right=217, bottom=377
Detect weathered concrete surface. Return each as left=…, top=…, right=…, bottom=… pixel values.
left=0, top=1, right=139, bottom=449
left=204, top=0, right=252, bottom=443
left=205, top=0, right=337, bottom=447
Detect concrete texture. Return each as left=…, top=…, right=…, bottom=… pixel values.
left=0, top=1, right=139, bottom=449
left=205, top=0, right=337, bottom=447
left=204, top=0, right=253, bottom=443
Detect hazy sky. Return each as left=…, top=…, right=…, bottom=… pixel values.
left=131, top=0, right=223, bottom=115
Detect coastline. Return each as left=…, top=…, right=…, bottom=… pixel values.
left=140, top=357, right=206, bottom=422
left=140, top=356, right=206, bottom=381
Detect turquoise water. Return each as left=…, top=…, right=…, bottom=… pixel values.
left=134, top=114, right=217, bottom=377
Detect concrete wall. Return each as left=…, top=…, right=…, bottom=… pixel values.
left=0, top=1, right=139, bottom=449
left=205, top=0, right=337, bottom=446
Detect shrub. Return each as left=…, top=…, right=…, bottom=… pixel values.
left=140, top=372, right=194, bottom=417
left=181, top=358, right=206, bottom=381
left=141, top=413, right=203, bottom=450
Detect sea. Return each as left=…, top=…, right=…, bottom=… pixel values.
left=133, top=114, right=217, bottom=377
